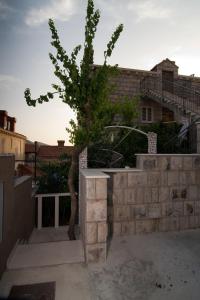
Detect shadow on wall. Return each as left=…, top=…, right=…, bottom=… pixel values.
left=0, top=154, right=35, bottom=278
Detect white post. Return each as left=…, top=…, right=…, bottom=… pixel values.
left=55, top=195, right=59, bottom=228
left=37, top=196, right=42, bottom=229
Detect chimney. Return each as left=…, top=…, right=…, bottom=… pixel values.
left=10, top=117, right=16, bottom=132
left=57, top=140, right=65, bottom=147
left=0, top=110, right=8, bottom=129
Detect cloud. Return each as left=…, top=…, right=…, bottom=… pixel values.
left=96, top=0, right=173, bottom=24
left=25, top=0, right=79, bottom=27
left=0, top=75, right=21, bottom=90
left=128, top=0, right=172, bottom=22
left=0, top=1, right=14, bottom=20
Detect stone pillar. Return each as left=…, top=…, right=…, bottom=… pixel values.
left=147, top=132, right=157, bottom=154
left=196, top=122, right=200, bottom=154
left=80, top=170, right=109, bottom=263
left=79, top=148, right=88, bottom=169
left=79, top=148, right=88, bottom=225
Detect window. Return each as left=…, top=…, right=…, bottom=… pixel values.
left=141, top=107, right=153, bottom=122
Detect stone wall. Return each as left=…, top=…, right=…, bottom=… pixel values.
left=80, top=169, right=109, bottom=263
left=109, top=154, right=200, bottom=236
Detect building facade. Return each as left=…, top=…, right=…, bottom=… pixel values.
left=0, top=111, right=26, bottom=168
left=101, top=58, right=200, bottom=124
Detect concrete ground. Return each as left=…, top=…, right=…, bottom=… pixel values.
left=29, top=226, right=80, bottom=243
left=1, top=229, right=200, bottom=299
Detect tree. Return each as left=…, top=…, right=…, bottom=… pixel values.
left=25, top=0, right=137, bottom=239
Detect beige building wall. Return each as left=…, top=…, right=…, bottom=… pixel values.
left=0, top=129, right=26, bottom=164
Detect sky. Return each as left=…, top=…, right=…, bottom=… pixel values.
left=1, top=0, right=200, bottom=145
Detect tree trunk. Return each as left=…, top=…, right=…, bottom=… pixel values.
left=68, top=147, right=82, bottom=240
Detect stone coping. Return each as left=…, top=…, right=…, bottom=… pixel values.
left=136, top=153, right=200, bottom=156
left=81, top=169, right=110, bottom=179
left=14, top=176, right=31, bottom=188
left=99, top=168, right=143, bottom=173
left=81, top=168, right=143, bottom=179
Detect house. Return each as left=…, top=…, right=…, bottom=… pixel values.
left=21, top=140, right=73, bottom=179
left=0, top=110, right=26, bottom=169
left=97, top=58, right=200, bottom=125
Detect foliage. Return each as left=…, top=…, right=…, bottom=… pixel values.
left=36, top=156, right=70, bottom=193
left=88, top=122, right=185, bottom=168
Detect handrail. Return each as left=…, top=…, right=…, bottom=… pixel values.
left=35, top=192, right=70, bottom=198
left=35, top=192, right=71, bottom=229
left=141, top=76, right=200, bottom=117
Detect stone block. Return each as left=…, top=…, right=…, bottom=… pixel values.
left=136, top=219, right=158, bottom=234
left=167, top=171, right=179, bottom=186
left=170, top=187, right=187, bottom=201
left=144, top=187, right=152, bottom=203
left=193, top=157, right=200, bottom=170
left=113, top=189, right=124, bottom=204
left=188, top=185, right=198, bottom=201
left=86, top=222, right=97, bottom=244
left=148, top=204, right=161, bottom=218
left=135, top=187, right=144, bottom=204
left=133, top=205, right=147, bottom=219
left=113, top=222, right=121, bottom=236
left=148, top=172, right=160, bottom=186
left=160, top=172, right=168, bottom=186
left=195, top=171, right=200, bottom=185
left=180, top=172, right=195, bottom=186
left=96, top=178, right=107, bottom=199
left=98, top=222, right=107, bottom=243
left=161, top=203, right=173, bottom=217
left=121, top=222, right=130, bottom=235
left=128, top=221, right=135, bottom=235
left=159, top=187, right=170, bottom=202
left=183, top=157, right=193, bottom=170
left=151, top=188, right=159, bottom=203
left=188, top=216, right=200, bottom=229
left=173, top=201, right=184, bottom=216
left=195, top=201, right=200, bottom=215
left=128, top=172, right=147, bottom=187
left=159, top=217, right=179, bottom=232
left=113, top=173, right=127, bottom=189
left=86, top=179, right=95, bottom=199
left=169, top=217, right=180, bottom=231
left=86, top=200, right=107, bottom=222
left=184, top=201, right=194, bottom=216
left=143, top=158, right=156, bottom=170
left=124, top=189, right=136, bottom=204
left=170, top=156, right=183, bottom=170
left=179, top=216, right=189, bottom=230
left=86, top=243, right=107, bottom=263
left=113, top=205, right=130, bottom=221
left=157, top=156, right=170, bottom=171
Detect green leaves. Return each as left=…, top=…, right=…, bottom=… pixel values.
left=104, top=24, right=124, bottom=63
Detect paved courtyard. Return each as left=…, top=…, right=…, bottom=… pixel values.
left=1, top=229, right=200, bottom=299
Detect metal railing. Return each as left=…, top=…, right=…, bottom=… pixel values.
left=35, top=193, right=71, bottom=229
left=141, top=77, right=200, bottom=117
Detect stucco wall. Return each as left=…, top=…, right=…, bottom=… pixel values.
left=0, top=129, right=26, bottom=164
left=0, top=155, right=34, bottom=277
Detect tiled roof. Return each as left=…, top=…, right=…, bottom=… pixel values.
left=25, top=144, right=35, bottom=153
left=38, top=145, right=73, bottom=158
